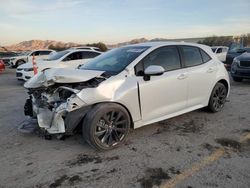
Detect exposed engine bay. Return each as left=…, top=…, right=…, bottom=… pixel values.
left=23, top=68, right=107, bottom=135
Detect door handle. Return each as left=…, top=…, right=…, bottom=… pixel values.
left=177, top=73, right=188, bottom=80
left=207, top=67, right=215, bottom=73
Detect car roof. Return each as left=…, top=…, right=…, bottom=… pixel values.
left=66, top=49, right=102, bottom=53
left=125, top=41, right=218, bottom=61
left=211, top=46, right=228, bottom=48
left=70, top=46, right=100, bottom=49
left=33, top=49, right=54, bottom=51
left=126, top=41, right=210, bottom=49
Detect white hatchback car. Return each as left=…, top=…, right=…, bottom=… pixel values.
left=23, top=42, right=230, bottom=150
left=10, top=50, right=55, bottom=68
left=16, top=49, right=101, bottom=81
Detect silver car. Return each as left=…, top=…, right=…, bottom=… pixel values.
left=24, top=42, right=230, bottom=150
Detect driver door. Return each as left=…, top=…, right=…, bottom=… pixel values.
left=135, top=46, right=188, bottom=123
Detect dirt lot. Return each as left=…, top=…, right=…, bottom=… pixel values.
left=0, top=69, right=250, bottom=188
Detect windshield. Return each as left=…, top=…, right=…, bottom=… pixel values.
left=80, top=46, right=149, bottom=75
left=244, top=47, right=250, bottom=52
left=47, top=50, right=70, bottom=61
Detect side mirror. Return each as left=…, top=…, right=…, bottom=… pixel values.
left=144, top=65, right=165, bottom=81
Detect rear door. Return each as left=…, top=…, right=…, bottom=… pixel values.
left=180, top=46, right=217, bottom=107
left=60, top=52, right=83, bottom=68
left=216, top=48, right=224, bottom=62
left=219, top=48, right=228, bottom=62
left=135, top=46, right=188, bottom=123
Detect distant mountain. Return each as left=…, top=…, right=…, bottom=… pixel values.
left=1, top=37, right=206, bottom=52
left=1, top=40, right=81, bottom=52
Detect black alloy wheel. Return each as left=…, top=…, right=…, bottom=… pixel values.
left=208, top=82, right=227, bottom=112
left=83, top=103, right=130, bottom=150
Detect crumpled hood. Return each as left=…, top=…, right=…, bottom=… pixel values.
left=24, top=68, right=105, bottom=88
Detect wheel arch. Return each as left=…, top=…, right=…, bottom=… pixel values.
left=217, top=79, right=230, bottom=96
left=69, top=101, right=134, bottom=133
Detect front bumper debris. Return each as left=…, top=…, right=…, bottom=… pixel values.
left=18, top=118, right=39, bottom=134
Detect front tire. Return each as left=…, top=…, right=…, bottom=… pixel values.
left=82, top=103, right=130, bottom=151
left=207, top=82, right=227, bottom=113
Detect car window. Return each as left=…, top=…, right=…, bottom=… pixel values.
left=39, top=51, right=52, bottom=55
left=82, top=52, right=101, bottom=59
left=216, top=48, right=222, bottom=53
left=141, top=46, right=181, bottom=72
left=63, top=52, right=83, bottom=61
left=47, top=50, right=70, bottom=61
left=200, top=49, right=211, bottom=63
left=30, top=51, right=40, bottom=56
left=244, top=48, right=250, bottom=52
left=182, top=46, right=203, bottom=67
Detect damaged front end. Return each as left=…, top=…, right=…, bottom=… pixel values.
left=23, top=68, right=106, bottom=135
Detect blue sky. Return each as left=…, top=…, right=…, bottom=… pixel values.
left=0, top=0, right=249, bottom=45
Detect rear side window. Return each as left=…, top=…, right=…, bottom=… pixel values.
left=39, top=51, right=52, bottom=55
left=64, top=52, right=82, bottom=61
left=30, top=51, right=40, bottom=56
left=182, top=46, right=203, bottom=67
left=216, top=48, right=222, bottom=53
left=142, top=46, right=181, bottom=71
left=82, top=52, right=100, bottom=59
left=200, top=49, right=211, bottom=63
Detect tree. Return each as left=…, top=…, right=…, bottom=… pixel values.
left=86, top=42, right=108, bottom=52
left=48, top=44, right=68, bottom=51
left=198, top=36, right=233, bottom=46
left=242, top=33, right=250, bottom=46
left=198, top=34, right=250, bottom=47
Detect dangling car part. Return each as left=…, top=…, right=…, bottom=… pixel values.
left=23, top=42, right=230, bottom=150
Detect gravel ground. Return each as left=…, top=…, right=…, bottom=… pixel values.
left=0, top=68, right=249, bottom=188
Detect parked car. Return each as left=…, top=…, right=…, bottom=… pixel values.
left=0, top=51, right=22, bottom=66
left=231, top=51, right=250, bottom=82
left=0, top=60, right=5, bottom=72
left=23, top=42, right=230, bottom=150
left=211, top=46, right=228, bottom=62
left=10, top=50, right=55, bottom=68
left=16, top=49, right=101, bottom=81
left=224, top=47, right=250, bottom=70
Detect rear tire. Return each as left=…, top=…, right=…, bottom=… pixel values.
left=232, top=76, right=242, bottom=82
left=207, top=82, right=227, bottom=113
left=82, top=103, right=130, bottom=151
